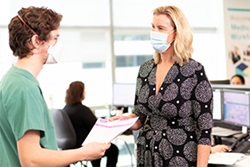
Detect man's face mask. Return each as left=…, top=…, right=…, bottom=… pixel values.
left=150, top=31, right=174, bottom=53
left=45, top=40, right=63, bottom=64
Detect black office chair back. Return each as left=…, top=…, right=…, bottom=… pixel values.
left=50, top=109, right=77, bottom=150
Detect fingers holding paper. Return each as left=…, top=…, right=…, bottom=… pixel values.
left=109, top=114, right=130, bottom=121
left=109, top=113, right=142, bottom=130
left=79, top=142, right=111, bottom=161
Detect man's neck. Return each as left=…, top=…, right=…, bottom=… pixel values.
left=14, top=57, right=43, bottom=78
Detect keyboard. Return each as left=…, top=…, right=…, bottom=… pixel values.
left=212, top=127, right=241, bottom=137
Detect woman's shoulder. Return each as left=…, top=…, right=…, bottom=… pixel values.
left=64, top=103, right=89, bottom=110
left=80, top=104, right=93, bottom=112
left=177, top=58, right=205, bottom=76
left=182, top=58, right=204, bottom=69
left=139, top=59, right=155, bottom=69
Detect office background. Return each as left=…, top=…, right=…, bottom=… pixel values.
left=0, top=0, right=243, bottom=110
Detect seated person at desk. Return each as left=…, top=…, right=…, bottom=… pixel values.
left=230, top=74, right=245, bottom=85
left=63, top=81, right=119, bottom=167
left=210, top=75, right=244, bottom=154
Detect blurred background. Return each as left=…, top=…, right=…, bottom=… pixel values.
left=0, top=0, right=226, bottom=111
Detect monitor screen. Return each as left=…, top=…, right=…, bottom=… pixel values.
left=210, top=79, right=230, bottom=85
left=113, top=83, right=136, bottom=106
left=222, top=89, right=250, bottom=127
left=213, top=89, right=222, bottom=120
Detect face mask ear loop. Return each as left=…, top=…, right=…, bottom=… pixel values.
left=17, top=15, right=38, bottom=36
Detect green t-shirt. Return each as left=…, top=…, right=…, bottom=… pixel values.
left=0, top=66, right=57, bottom=167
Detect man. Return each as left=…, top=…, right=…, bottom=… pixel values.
left=0, top=6, right=110, bottom=167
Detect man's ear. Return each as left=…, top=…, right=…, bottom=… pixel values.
left=30, top=35, right=41, bottom=48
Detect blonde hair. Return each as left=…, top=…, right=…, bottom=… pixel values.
left=153, top=6, right=193, bottom=66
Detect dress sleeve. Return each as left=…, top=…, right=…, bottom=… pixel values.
left=132, top=64, right=148, bottom=125
left=192, top=64, right=213, bottom=145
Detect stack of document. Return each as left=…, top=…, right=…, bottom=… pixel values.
left=209, top=152, right=246, bottom=165
left=82, top=117, right=138, bottom=145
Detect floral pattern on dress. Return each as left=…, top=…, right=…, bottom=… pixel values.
left=133, top=59, right=213, bottom=167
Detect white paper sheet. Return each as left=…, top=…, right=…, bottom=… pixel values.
left=82, top=117, right=138, bottom=145
left=209, top=152, right=246, bottom=165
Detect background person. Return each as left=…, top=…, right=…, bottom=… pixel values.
left=63, top=81, right=119, bottom=167
left=0, top=6, right=110, bottom=167
left=208, top=74, right=246, bottom=154
left=230, top=74, right=245, bottom=85
left=110, top=5, right=213, bottom=167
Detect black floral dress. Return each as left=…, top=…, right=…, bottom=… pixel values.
left=133, top=59, right=213, bottom=167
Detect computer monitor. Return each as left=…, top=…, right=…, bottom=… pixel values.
left=112, top=83, right=136, bottom=107
left=212, top=84, right=250, bottom=92
left=213, top=89, right=222, bottom=120
left=210, top=79, right=230, bottom=85
left=222, top=89, right=250, bottom=127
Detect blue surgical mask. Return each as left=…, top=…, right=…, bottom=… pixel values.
left=150, top=31, right=173, bottom=53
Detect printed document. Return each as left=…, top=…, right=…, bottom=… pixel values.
left=209, top=152, right=246, bottom=165
left=82, top=117, right=138, bottom=145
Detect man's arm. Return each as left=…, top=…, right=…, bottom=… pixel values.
left=17, top=130, right=110, bottom=167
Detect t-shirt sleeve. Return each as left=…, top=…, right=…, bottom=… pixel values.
left=7, top=87, right=47, bottom=141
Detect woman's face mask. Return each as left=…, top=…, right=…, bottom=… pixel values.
left=150, top=31, right=174, bottom=53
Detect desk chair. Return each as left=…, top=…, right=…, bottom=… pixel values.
left=50, top=109, right=87, bottom=167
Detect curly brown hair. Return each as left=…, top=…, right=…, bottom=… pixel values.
left=8, top=6, right=63, bottom=58
left=65, top=81, right=85, bottom=105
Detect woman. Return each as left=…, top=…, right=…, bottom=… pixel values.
left=230, top=74, right=245, bottom=85
left=110, top=5, right=213, bottom=167
left=63, top=81, right=119, bottom=167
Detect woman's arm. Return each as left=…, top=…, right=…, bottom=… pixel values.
left=192, top=63, right=213, bottom=167
left=17, top=130, right=110, bottom=167
left=197, top=144, right=211, bottom=167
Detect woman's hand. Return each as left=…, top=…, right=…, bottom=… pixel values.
left=210, top=144, right=230, bottom=154
left=109, top=114, right=131, bottom=121
left=109, top=113, right=142, bottom=130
